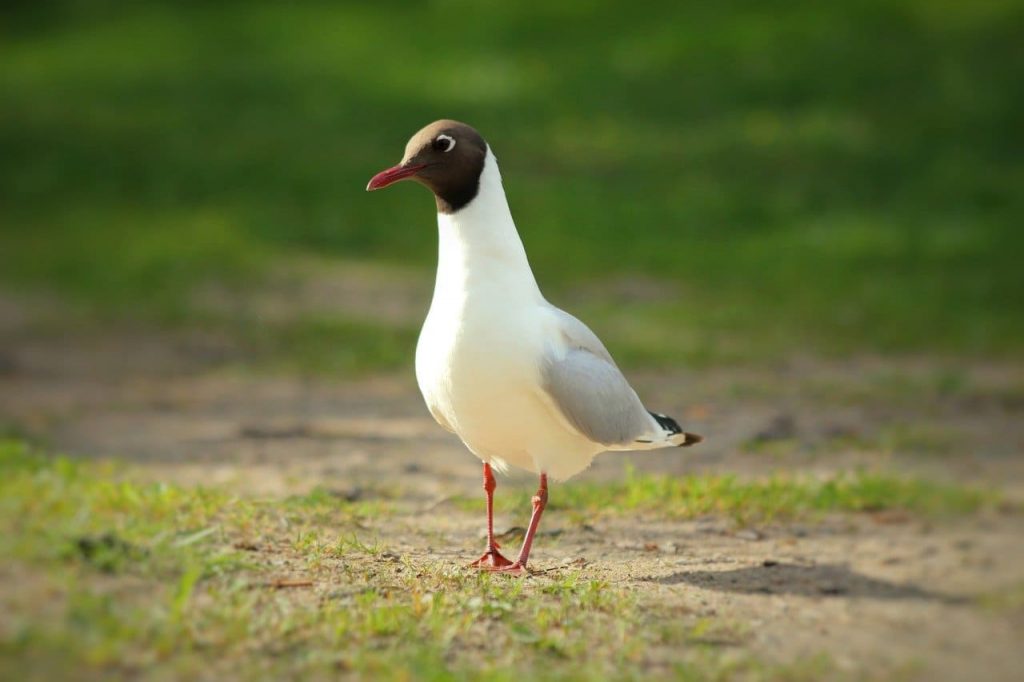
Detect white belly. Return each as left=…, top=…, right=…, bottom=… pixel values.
left=415, top=300, right=598, bottom=480
left=414, top=152, right=604, bottom=481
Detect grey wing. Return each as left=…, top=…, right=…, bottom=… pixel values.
left=540, top=308, right=657, bottom=446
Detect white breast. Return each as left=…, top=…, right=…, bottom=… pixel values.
left=414, top=149, right=600, bottom=479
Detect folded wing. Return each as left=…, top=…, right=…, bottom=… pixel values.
left=539, top=307, right=664, bottom=447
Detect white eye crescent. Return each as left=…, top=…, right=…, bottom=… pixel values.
left=435, top=134, right=456, bottom=153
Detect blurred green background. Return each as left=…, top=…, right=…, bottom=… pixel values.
left=2, top=0, right=1022, bottom=370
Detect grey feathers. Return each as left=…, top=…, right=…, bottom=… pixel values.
left=540, top=308, right=658, bottom=446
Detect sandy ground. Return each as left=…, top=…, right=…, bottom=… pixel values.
left=2, top=292, right=1024, bottom=681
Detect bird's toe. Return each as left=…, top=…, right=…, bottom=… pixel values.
left=468, top=549, right=514, bottom=570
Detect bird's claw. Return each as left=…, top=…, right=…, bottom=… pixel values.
left=469, top=548, right=514, bottom=570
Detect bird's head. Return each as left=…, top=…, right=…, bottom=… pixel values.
left=366, top=119, right=488, bottom=213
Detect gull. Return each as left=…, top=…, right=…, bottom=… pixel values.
left=367, top=120, right=702, bottom=574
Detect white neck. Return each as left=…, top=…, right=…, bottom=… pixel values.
left=432, top=148, right=543, bottom=305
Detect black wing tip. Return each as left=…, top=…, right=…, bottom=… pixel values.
left=648, top=411, right=682, bottom=434
left=649, top=411, right=703, bottom=447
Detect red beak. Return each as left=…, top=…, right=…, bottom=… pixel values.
left=366, top=163, right=427, bottom=191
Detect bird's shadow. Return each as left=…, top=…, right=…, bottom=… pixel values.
left=649, top=562, right=967, bottom=604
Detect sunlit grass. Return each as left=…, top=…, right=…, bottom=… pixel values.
left=461, top=466, right=999, bottom=525
left=0, top=440, right=847, bottom=680
left=0, top=440, right=378, bottom=575
left=2, top=0, right=1023, bottom=370
left=236, top=315, right=416, bottom=376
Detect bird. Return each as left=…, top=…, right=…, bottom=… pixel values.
left=367, top=120, right=702, bottom=575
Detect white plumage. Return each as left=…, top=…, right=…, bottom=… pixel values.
left=369, top=120, right=700, bottom=571
left=415, top=149, right=692, bottom=481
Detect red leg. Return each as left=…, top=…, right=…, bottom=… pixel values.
left=494, top=473, right=548, bottom=576
left=469, top=463, right=513, bottom=569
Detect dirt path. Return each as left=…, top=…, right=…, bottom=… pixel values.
left=3, top=323, right=1023, bottom=494
left=2, top=304, right=1023, bottom=680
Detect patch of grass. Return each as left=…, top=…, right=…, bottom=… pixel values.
left=0, top=440, right=379, bottom=575
left=877, top=424, right=963, bottom=456
left=801, top=369, right=984, bottom=409
left=237, top=315, right=417, bottom=376
left=463, top=467, right=999, bottom=525
left=741, top=436, right=804, bottom=458
left=0, top=439, right=843, bottom=680
left=0, top=208, right=270, bottom=322
left=737, top=421, right=967, bottom=459
left=977, top=581, right=1024, bottom=614
left=2, top=1, right=1023, bottom=366
left=15, top=308, right=418, bottom=377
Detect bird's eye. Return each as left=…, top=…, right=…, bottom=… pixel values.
left=433, top=134, right=456, bottom=153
